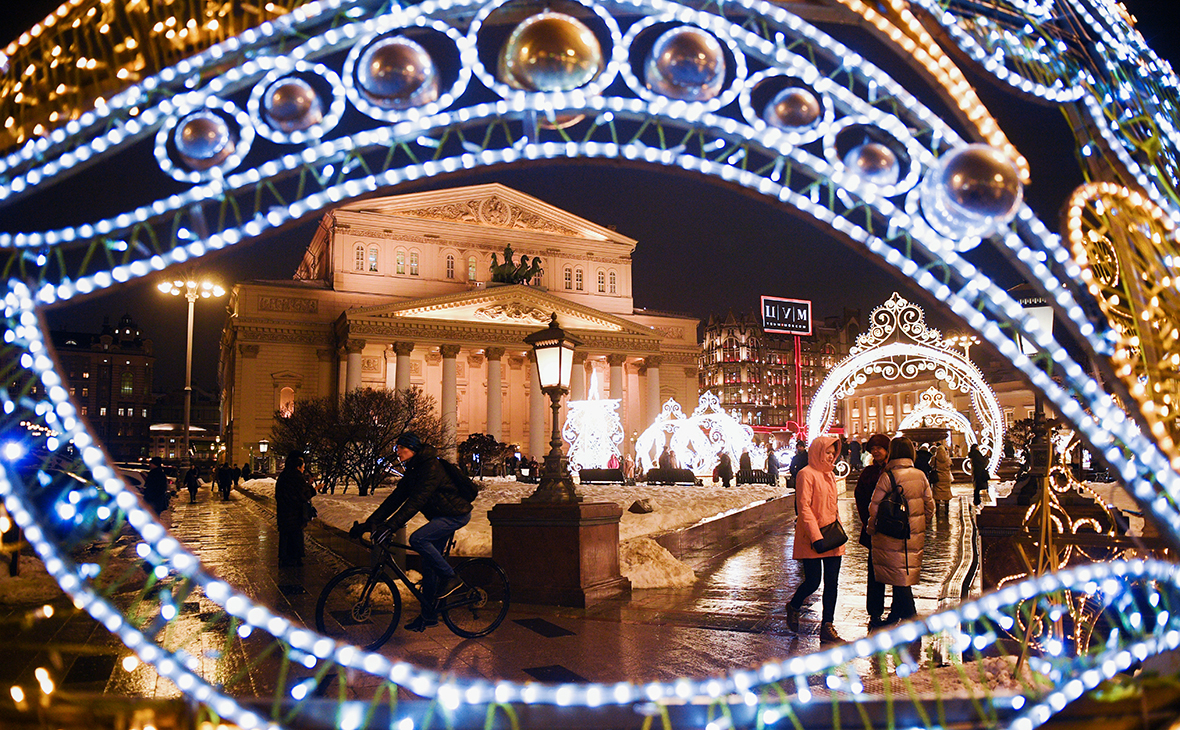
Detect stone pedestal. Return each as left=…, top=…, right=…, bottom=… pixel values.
left=489, top=501, right=631, bottom=608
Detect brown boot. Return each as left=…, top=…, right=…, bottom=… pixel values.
left=820, top=622, right=844, bottom=644
left=785, top=605, right=801, bottom=631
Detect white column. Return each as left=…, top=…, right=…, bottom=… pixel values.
left=486, top=347, right=504, bottom=441
left=384, top=348, right=397, bottom=390
left=570, top=352, right=587, bottom=402
left=337, top=354, right=347, bottom=397
left=644, top=355, right=662, bottom=429
left=609, top=353, right=626, bottom=436
left=441, top=345, right=460, bottom=460
left=393, top=342, right=414, bottom=391
left=529, top=358, right=546, bottom=459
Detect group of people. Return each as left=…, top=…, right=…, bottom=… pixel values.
left=785, top=433, right=943, bottom=643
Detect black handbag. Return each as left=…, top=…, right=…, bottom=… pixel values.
left=302, top=501, right=318, bottom=524
left=812, top=519, right=848, bottom=553
left=876, top=470, right=911, bottom=540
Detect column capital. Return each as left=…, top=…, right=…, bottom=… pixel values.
left=508, top=355, right=526, bottom=370
left=684, top=366, right=697, bottom=379
left=344, top=338, right=366, bottom=354
left=607, top=353, right=627, bottom=367
left=238, top=344, right=260, bottom=358
left=485, top=346, right=505, bottom=361
left=644, top=355, right=663, bottom=368
left=440, top=344, right=462, bottom=358
left=384, top=348, right=397, bottom=361
left=572, top=352, right=589, bottom=364
left=316, top=348, right=334, bottom=362
left=467, top=353, right=485, bottom=367
left=392, top=341, right=415, bottom=356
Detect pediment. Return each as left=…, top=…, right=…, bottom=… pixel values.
left=335, top=184, right=632, bottom=244
left=345, top=285, right=659, bottom=338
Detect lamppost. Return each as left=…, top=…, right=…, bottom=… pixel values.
left=258, top=439, right=269, bottom=474
left=523, top=313, right=582, bottom=503
left=158, top=275, right=225, bottom=468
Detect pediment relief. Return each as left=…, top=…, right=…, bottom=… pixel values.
left=472, top=302, right=551, bottom=326
left=394, top=196, right=583, bottom=238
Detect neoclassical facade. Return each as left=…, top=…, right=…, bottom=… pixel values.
left=219, top=184, right=700, bottom=467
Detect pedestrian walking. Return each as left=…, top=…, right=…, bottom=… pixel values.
left=351, top=432, right=475, bottom=632
left=867, top=437, right=935, bottom=624
left=854, top=433, right=891, bottom=628
left=785, top=435, right=846, bottom=644
left=143, top=457, right=170, bottom=516
left=766, top=447, right=780, bottom=487
left=716, top=452, right=733, bottom=488
left=788, top=444, right=808, bottom=488
left=241, top=462, right=252, bottom=482
left=275, top=450, right=316, bottom=567
left=184, top=465, right=200, bottom=504
left=217, top=463, right=233, bottom=501
left=232, top=464, right=242, bottom=489
left=969, top=444, right=990, bottom=505
left=933, top=440, right=952, bottom=514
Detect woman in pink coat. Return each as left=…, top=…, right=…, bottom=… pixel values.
left=786, top=435, right=845, bottom=644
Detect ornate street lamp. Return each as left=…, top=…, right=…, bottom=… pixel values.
left=523, top=313, right=582, bottom=503
left=158, top=275, right=225, bottom=468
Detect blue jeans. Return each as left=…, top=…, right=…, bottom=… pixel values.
left=409, top=513, right=471, bottom=602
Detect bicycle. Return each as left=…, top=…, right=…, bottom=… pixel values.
left=315, top=525, right=510, bottom=650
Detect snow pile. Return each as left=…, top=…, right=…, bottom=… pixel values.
left=0, top=553, right=65, bottom=605
left=620, top=538, right=697, bottom=588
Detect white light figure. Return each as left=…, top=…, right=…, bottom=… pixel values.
left=561, top=370, right=623, bottom=472
left=635, top=392, right=759, bottom=477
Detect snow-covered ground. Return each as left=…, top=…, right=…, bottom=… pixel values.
left=245, top=476, right=792, bottom=588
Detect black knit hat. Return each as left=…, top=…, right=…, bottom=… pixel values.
left=396, top=432, right=424, bottom=452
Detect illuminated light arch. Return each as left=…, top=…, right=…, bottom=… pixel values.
left=634, top=393, right=760, bottom=477
left=2, top=0, right=1180, bottom=726
left=897, top=386, right=979, bottom=447
left=807, top=293, right=1005, bottom=477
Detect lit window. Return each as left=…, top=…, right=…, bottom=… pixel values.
left=410, top=251, right=419, bottom=275
left=368, top=245, right=379, bottom=272
left=575, top=268, right=583, bottom=290
left=142, top=408, right=148, bottom=418
left=446, top=255, right=455, bottom=279
left=100, top=407, right=107, bottom=416
left=81, top=405, right=87, bottom=415
left=597, top=270, right=605, bottom=292
left=82, top=388, right=88, bottom=397
left=468, top=256, right=477, bottom=281
left=396, top=249, right=405, bottom=274
left=121, top=371, right=133, bottom=396
left=609, top=270, right=616, bottom=293
left=354, top=245, right=365, bottom=271
left=280, top=387, right=295, bottom=417
left=118, top=407, right=125, bottom=417
left=564, top=267, right=572, bottom=289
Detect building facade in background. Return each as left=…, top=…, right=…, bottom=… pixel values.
left=219, top=184, right=701, bottom=468
left=150, top=387, right=223, bottom=464
left=698, top=310, right=860, bottom=433
left=50, top=315, right=155, bottom=463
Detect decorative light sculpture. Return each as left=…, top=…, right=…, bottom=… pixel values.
left=562, top=371, right=623, bottom=472
left=635, top=393, right=758, bottom=477
left=523, top=313, right=582, bottom=503
left=157, top=275, right=225, bottom=467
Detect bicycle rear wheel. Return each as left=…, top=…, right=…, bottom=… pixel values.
left=315, top=566, right=402, bottom=651
left=441, top=558, right=510, bottom=638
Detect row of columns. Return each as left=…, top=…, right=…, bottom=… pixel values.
left=340, top=338, right=667, bottom=457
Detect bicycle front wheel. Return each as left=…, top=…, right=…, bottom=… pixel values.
left=315, top=566, right=402, bottom=651
left=441, top=558, right=510, bottom=638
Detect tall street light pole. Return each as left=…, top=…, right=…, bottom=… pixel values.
left=158, top=276, right=225, bottom=467
left=523, top=313, right=582, bottom=503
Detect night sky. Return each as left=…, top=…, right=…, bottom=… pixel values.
left=3, top=1, right=1178, bottom=394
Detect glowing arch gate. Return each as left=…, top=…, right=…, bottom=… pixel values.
left=806, top=293, right=1005, bottom=477
left=3, top=0, right=1180, bottom=727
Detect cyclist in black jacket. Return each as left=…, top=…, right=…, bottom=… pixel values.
left=351, top=432, right=473, bottom=631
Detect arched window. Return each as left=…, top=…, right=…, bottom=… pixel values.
left=597, top=270, right=606, bottom=292
left=279, top=387, right=295, bottom=417
left=120, top=371, right=134, bottom=396
left=446, top=254, right=455, bottom=279
left=467, top=256, right=477, bottom=281
left=575, top=268, right=584, bottom=291
left=396, top=249, right=406, bottom=275
left=354, top=244, right=365, bottom=271
left=409, top=251, right=419, bottom=275
left=368, top=244, right=379, bottom=272
left=609, top=270, right=617, bottom=293
left=564, top=266, right=572, bottom=289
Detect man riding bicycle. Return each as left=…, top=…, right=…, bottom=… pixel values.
left=350, top=432, right=473, bottom=632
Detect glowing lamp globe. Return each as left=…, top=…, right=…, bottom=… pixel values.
left=357, top=36, right=439, bottom=110
left=263, top=77, right=323, bottom=132
left=843, top=142, right=900, bottom=185
left=644, top=26, right=726, bottom=101
left=173, top=111, right=234, bottom=169
left=764, top=87, right=821, bottom=130
left=500, top=12, right=604, bottom=92
left=920, top=144, right=1023, bottom=239
left=524, top=313, right=582, bottom=392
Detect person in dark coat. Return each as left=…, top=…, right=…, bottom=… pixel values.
left=241, top=462, right=252, bottom=482
left=969, top=444, right=991, bottom=505
left=143, top=457, right=170, bottom=516
left=217, top=463, right=233, bottom=501
left=854, top=434, right=891, bottom=627
left=848, top=440, right=862, bottom=469
left=658, top=446, right=675, bottom=470
left=788, top=444, right=808, bottom=487
left=766, top=447, right=780, bottom=487
left=738, top=450, right=752, bottom=484
left=351, top=432, right=474, bottom=632
left=275, top=450, right=316, bottom=567
left=716, top=452, right=733, bottom=487
left=183, top=465, right=201, bottom=504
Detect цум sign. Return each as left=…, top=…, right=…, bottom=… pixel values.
left=761, top=296, right=812, bottom=336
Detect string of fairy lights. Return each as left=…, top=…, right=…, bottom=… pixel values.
left=2, top=0, right=1180, bottom=727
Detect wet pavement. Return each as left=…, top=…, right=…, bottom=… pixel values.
left=0, top=479, right=980, bottom=699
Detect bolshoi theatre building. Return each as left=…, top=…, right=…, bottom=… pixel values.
left=219, top=183, right=701, bottom=469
